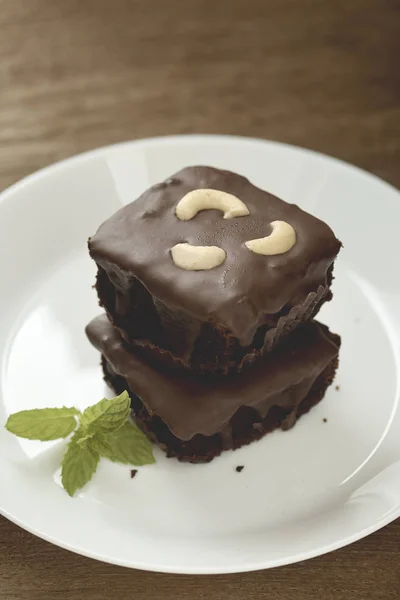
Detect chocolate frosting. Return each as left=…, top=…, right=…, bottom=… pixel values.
left=86, top=315, right=340, bottom=441
left=89, top=167, right=341, bottom=346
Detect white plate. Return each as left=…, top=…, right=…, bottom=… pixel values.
left=1, top=135, right=400, bottom=574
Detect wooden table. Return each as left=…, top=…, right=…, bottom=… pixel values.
left=1, top=0, right=399, bottom=597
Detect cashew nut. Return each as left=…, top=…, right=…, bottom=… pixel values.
left=245, top=221, right=296, bottom=255
left=175, top=189, right=250, bottom=220
left=171, top=243, right=226, bottom=270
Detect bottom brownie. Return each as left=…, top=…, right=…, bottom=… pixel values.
left=86, top=315, right=340, bottom=463
left=102, top=355, right=338, bottom=463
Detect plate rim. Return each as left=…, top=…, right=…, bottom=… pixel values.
left=1, top=133, right=399, bottom=203
left=1, top=494, right=400, bottom=574
left=1, top=134, right=400, bottom=574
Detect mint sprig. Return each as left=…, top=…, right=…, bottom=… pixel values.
left=5, top=391, right=155, bottom=496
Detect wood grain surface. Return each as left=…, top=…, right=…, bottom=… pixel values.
left=1, top=0, right=399, bottom=598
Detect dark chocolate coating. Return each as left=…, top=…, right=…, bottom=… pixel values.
left=86, top=315, right=340, bottom=441
left=89, top=166, right=341, bottom=346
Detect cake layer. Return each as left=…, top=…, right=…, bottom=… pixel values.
left=102, top=355, right=338, bottom=463
left=86, top=315, right=340, bottom=452
left=89, top=166, right=341, bottom=373
left=95, top=264, right=332, bottom=375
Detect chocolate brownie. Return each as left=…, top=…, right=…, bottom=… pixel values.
left=86, top=315, right=341, bottom=463
left=89, top=166, right=341, bottom=374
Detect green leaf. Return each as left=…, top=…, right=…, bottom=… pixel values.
left=80, top=391, right=131, bottom=433
left=93, top=421, right=155, bottom=466
left=5, top=407, right=80, bottom=441
left=61, top=431, right=100, bottom=496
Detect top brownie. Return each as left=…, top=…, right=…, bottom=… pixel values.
left=89, top=166, right=341, bottom=372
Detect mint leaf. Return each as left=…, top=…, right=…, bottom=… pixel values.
left=5, top=407, right=80, bottom=441
left=61, top=430, right=100, bottom=496
left=93, top=421, right=155, bottom=466
left=80, top=391, right=131, bottom=433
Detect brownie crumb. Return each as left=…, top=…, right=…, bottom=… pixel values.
left=335, top=385, right=340, bottom=391
left=130, top=469, right=138, bottom=479
left=323, top=418, right=328, bottom=423
left=236, top=466, right=244, bottom=473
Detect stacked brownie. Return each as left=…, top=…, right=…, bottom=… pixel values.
left=86, top=166, right=341, bottom=462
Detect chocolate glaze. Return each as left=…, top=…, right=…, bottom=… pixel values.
left=86, top=314, right=340, bottom=441
left=89, top=167, right=341, bottom=346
